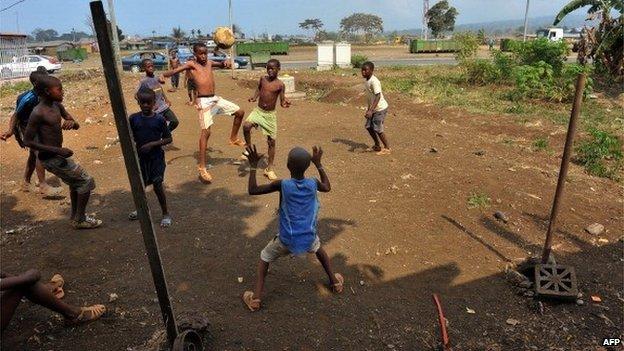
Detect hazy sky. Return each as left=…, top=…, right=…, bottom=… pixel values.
left=0, top=0, right=579, bottom=37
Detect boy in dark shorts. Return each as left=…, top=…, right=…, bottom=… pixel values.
left=361, top=61, right=391, bottom=155
left=168, top=50, right=180, bottom=92
left=243, top=59, right=290, bottom=180
left=1, top=69, right=61, bottom=196
left=128, top=88, right=173, bottom=227
left=241, top=145, right=344, bottom=311
left=24, top=75, right=102, bottom=229
left=137, top=59, right=179, bottom=132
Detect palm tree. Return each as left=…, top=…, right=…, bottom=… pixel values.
left=197, top=29, right=202, bottom=38
left=171, top=26, right=186, bottom=43
left=554, top=0, right=623, bottom=78
left=191, top=29, right=196, bottom=38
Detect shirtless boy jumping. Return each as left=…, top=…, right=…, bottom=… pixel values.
left=244, top=59, right=290, bottom=180
left=162, top=43, right=245, bottom=183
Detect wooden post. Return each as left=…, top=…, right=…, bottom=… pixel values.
left=541, top=73, right=586, bottom=263
left=90, top=1, right=179, bottom=345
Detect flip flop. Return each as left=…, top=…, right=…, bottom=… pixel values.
left=229, top=139, right=246, bottom=147
left=67, top=304, right=106, bottom=325
left=198, top=167, right=213, bottom=184
left=242, top=291, right=261, bottom=311
left=264, top=168, right=278, bottom=181
left=160, top=215, right=172, bottom=227
left=50, top=274, right=65, bottom=299
left=128, top=211, right=138, bottom=220
left=332, top=273, right=344, bottom=294
left=71, top=216, right=103, bottom=230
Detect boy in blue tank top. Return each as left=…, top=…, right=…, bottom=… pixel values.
left=242, top=145, right=344, bottom=311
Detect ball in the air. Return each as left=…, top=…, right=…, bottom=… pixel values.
left=213, top=27, right=235, bottom=49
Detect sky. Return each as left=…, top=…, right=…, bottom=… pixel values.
left=0, top=0, right=579, bottom=37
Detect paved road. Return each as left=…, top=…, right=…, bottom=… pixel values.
left=280, top=57, right=457, bottom=69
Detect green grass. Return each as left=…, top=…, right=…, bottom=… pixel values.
left=532, top=137, right=550, bottom=152
left=0, top=81, right=31, bottom=96
left=574, top=129, right=623, bottom=180
left=467, top=192, right=491, bottom=209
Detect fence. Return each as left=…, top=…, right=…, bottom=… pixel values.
left=1, top=33, right=30, bottom=80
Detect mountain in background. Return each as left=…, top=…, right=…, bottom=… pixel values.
left=393, top=12, right=594, bottom=36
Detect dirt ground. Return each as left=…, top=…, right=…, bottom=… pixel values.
left=0, top=67, right=622, bottom=351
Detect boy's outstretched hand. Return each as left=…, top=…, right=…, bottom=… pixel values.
left=246, top=144, right=264, bottom=168
left=312, top=146, right=323, bottom=167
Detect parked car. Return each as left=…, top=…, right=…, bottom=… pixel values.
left=175, top=47, right=194, bottom=64
left=121, top=51, right=167, bottom=73
left=0, top=55, right=62, bottom=78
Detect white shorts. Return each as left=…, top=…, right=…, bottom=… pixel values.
left=260, top=235, right=321, bottom=263
left=197, top=96, right=240, bottom=129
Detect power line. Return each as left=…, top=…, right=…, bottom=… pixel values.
left=0, top=0, right=26, bottom=13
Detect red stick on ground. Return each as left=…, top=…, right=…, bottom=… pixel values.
left=433, top=293, right=450, bottom=350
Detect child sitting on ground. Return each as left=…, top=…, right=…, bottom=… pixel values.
left=243, top=59, right=290, bottom=180
left=242, top=145, right=344, bottom=311
left=24, top=75, right=102, bottom=229
left=128, top=88, right=173, bottom=227
left=1, top=269, right=105, bottom=331
left=361, top=61, right=391, bottom=155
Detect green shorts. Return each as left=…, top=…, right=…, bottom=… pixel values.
left=41, top=156, right=95, bottom=194
left=246, top=107, right=277, bottom=139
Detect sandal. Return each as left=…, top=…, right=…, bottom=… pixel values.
left=50, top=274, right=65, bottom=299
left=229, top=139, right=246, bottom=147
left=242, top=291, right=261, bottom=311
left=331, top=273, right=344, bottom=294
left=375, top=148, right=391, bottom=156
left=264, top=168, right=278, bottom=181
left=72, top=216, right=102, bottom=230
left=67, top=304, right=106, bottom=325
left=128, top=211, right=138, bottom=220
left=198, top=167, right=213, bottom=184
left=160, top=215, right=172, bottom=227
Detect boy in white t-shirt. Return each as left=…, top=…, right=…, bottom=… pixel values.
left=361, top=61, right=391, bottom=155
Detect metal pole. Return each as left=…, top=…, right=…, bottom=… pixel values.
left=523, top=0, right=530, bottom=42
left=541, top=73, right=586, bottom=263
left=107, top=0, right=121, bottom=69
left=229, top=0, right=235, bottom=78
left=90, top=1, right=179, bottom=345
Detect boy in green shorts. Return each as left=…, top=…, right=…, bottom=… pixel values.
left=243, top=59, right=290, bottom=180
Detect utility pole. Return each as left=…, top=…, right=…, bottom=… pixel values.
left=422, top=0, right=430, bottom=40
left=229, top=0, right=235, bottom=79
left=107, top=0, right=121, bottom=68
left=523, top=0, right=530, bottom=42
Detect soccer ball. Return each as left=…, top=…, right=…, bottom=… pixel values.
left=213, top=27, right=236, bottom=49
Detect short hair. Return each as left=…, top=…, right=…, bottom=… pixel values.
left=34, top=75, right=61, bottom=97
left=29, top=70, right=48, bottom=85
left=141, top=58, right=152, bottom=68
left=361, top=61, right=374, bottom=70
left=267, top=58, right=281, bottom=68
left=136, top=87, right=156, bottom=103
left=36, top=66, right=48, bottom=74
left=193, top=42, right=207, bottom=52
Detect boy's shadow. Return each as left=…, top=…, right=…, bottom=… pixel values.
left=332, top=138, right=369, bottom=153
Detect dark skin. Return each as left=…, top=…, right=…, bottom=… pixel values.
left=169, top=51, right=180, bottom=69
left=244, top=62, right=291, bottom=170
left=135, top=98, right=172, bottom=217
left=361, top=65, right=390, bottom=150
left=24, top=82, right=94, bottom=222
left=141, top=60, right=172, bottom=108
left=245, top=145, right=336, bottom=301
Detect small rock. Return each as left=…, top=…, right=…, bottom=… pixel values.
left=506, top=318, right=519, bottom=326
left=598, top=238, right=609, bottom=244
left=474, top=150, right=485, bottom=156
left=109, top=293, right=119, bottom=302
left=429, top=147, right=438, bottom=153
left=85, top=118, right=94, bottom=125
left=390, top=246, right=398, bottom=255
left=93, top=160, right=103, bottom=165
left=466, top=307, right=476, bottom=314
left=523, top=290, right=535, bottom=297
left=494, top=211, right=509, bottom=223
left=585, top=223, right=605, bottom=236
left=390, top=184, right=399, bottom=190
left=237, top=277, right=244, bottom=283
left=591, top=295, right=602, bottom=303
left=400, top=173, right=415, bottom=180
left=576, top=299, right=584, bottom=306
left=359, top=280, right=365, bottom=286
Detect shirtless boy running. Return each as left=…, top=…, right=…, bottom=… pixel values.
left=162, top=43, right=245, bottom=183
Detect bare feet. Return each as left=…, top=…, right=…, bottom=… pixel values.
left=242, top=291, right=261, bottom=311
left=198, top=167, right=213, bottom=184
left=67, top=304, right=106, bottom=325
left=229, top=138, right=246, bottom=147
left=332, top=273, right=344, bottom=294
left=49, top=274, right=65, bottom=299
left=375, top=148, right=391, bottom=156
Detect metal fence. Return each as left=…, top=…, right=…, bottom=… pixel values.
left=1, top=34, right=30, bottom=80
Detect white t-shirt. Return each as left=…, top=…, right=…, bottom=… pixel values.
left=365, top=75, right=388, bottom=112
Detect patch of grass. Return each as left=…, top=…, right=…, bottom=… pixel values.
left=467, top=192, right=491, bottom=209
left=0, top=81, right=31, bottom=96
left=532, top=137, right=550, bottom=152
left=574, top=128, right=623, bottom=180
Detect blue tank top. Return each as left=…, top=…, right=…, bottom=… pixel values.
left=279, top=178, right=319, bottom=254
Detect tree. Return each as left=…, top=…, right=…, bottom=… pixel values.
left=171, top=26, right=186, bottom=42
left=32, top=28, right=58, bottom=42
left=273, top=34, right=284, bottom=41
left=340, top=13, right=383, bottom=42
left=84, top=15, right=95, bottom=37
left=554, top=0, right=623, bottom=78
left=232, top=24, right=244, bottom=38
left=426, top=0, right=458, bottom=38
left=197, top=29, right=202, bottom=37
left=191, top=29, right=196, bottom=38
left=299, top=18, right=324, bottom=41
